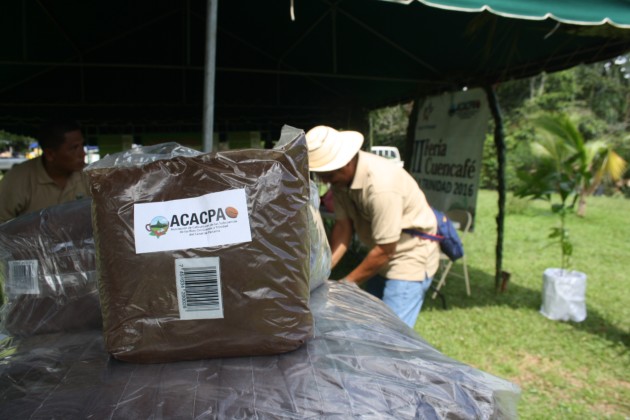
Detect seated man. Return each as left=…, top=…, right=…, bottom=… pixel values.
left=0, top=120, right=89, bottom=223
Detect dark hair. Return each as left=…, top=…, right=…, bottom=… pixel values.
left=37, top=120, right=82, bottom=150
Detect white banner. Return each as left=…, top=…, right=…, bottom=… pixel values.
left=410, top=88, right=489, bottom=221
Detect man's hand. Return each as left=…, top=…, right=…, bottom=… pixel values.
left=345, top=242, right=397, bottom=284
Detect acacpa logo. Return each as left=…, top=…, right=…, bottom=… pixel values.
left=145, top=216, right=169, bottom=238
left=448, top=100, right=481, bottom=119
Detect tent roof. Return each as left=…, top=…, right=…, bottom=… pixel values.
left=1, top=0, right=629, bottom=137
left=405, top=0, right=630, bottom=28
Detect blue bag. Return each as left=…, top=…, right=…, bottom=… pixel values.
left=402, top=208, right=464, bottom=261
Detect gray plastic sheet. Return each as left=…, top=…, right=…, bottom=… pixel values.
left=0, top=281, right=520, bottom=419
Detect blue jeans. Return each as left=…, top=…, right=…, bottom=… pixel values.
left=364, top=274, right=433, bottom=328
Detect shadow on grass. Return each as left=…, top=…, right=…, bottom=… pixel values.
left=423, top=265, right=630, bottom=351
left=332, top=250, right=629, bottom=351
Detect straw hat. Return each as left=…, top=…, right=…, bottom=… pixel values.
left=305, top=125, right=364, bottom=172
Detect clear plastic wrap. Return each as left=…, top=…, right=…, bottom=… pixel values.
left=86, top=142, right=202, bottom=170
left=0, top=198, right=100, bottom=336
left=85, top=126, right=313, bottom=363
left=0, top=281, right=520, bottom=418
left=307, top=180, right=331, bottom=292
left=274, top=127, right=331, bottom=292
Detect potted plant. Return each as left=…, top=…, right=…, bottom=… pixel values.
left=516, top=113, right=626, bottom=322
left=517, top=158, right=587, bottom=321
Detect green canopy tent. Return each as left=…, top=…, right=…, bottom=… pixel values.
left=2, top=0, right=629, bottom=132
left=391, top=0, right=630, bottom=26
left=1, top=0, right=629, bottom=287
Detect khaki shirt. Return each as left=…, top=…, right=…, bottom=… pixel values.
left=332, top=151, right=439, bottom=281
left=0, top=157, right=89, bottom=223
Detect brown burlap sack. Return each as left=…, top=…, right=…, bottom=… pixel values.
left=0, top=198, right=101, bottom=336
left=86, top=127, right=312, bottom=363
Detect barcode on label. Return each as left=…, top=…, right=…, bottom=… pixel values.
left=7, top=260, right=39, bottom=295
left=175, top=257, right=223, bottom=320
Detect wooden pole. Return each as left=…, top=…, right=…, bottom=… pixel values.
left=484, top=85, right=506, bottom=291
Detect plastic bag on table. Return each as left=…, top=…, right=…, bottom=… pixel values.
left=0, top=198, right=100, bottom=336
left=86, top=125, right=313, bottom=363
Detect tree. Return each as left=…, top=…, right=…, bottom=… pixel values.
left=0, top=130, right=34, bottom=155
left=368, top=103, right=411, bottom=153
left=524, top=113, right=627, bottom=217
left=574, top=55, right=630, bottom=125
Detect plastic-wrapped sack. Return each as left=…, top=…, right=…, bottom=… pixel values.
left=85, top=126, right=312, bottom=363
left=540, top=268, right=587, bottom=322
left=0, top=199, right=100, bottom=336
left=82, top=139, right=328, bottom=293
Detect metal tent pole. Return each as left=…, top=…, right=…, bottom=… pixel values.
left=202, top=0, right=218, bottom=152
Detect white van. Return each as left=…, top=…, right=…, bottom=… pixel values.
left=370, top=146, right=404, bottom=167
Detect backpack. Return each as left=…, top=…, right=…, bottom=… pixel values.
left=403, top=208, right=464, bottom=261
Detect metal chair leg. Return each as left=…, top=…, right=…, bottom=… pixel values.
left=462, top=255, right=471, bottom=296
left=430, top=285, right=447, bottom=309
left=431, top=260, right=452, bottom=299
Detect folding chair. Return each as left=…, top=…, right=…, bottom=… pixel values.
left=431, top=209, right=472, bottom=299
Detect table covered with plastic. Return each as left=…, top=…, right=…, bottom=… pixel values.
left=0, top=280, right=519, bottom=419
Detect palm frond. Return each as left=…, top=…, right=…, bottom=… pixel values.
left=596, top=149, right=628, bottom=182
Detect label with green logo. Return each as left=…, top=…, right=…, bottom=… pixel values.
left=133, top=189, right=251, bottom=254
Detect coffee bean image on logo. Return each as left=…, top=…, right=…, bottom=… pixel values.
left=225, top=207, right=238, bottom=218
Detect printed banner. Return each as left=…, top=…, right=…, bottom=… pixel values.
left=134, top=189, right=252, bottom=254
left=409, top=88, right=489, bottom=221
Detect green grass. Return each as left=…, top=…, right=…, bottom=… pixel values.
left=333, top=190, right=630, bottom=419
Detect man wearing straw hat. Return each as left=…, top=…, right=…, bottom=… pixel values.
left=306, top=125, right=440, bottom=328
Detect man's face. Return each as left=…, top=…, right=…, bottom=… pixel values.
left=47, top=129, right=86, bottom=174
left=317, top=163, right=354, bottom=187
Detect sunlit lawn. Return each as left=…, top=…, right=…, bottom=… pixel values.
left=416, top=190, right=629, bottom=418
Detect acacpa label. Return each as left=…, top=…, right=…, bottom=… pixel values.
left=133, top=189, right=251, bottom=254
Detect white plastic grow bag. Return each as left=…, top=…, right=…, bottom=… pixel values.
left=540, top=268, right=587, bottom=322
